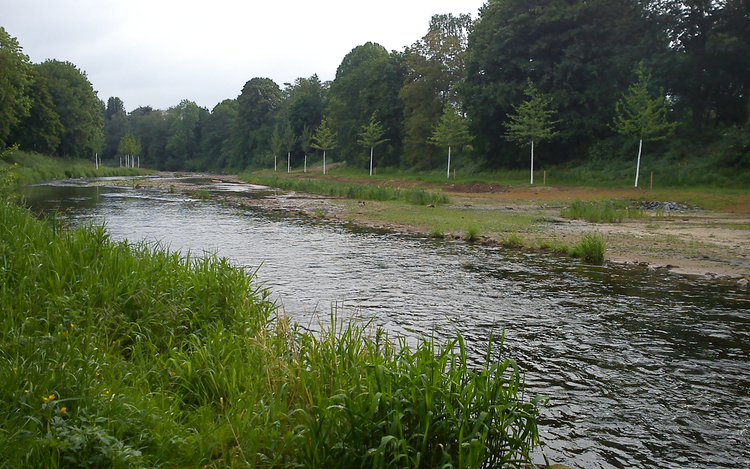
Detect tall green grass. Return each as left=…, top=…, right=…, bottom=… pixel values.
left=570, top=232, right=607, bottom=264
left=561, top=199, right=643, bottom=223
left=0, top=200, right=543, bottom=468
left=0, top=150, right=145, bottom=185
left=240, top=174, right=451, bottom=206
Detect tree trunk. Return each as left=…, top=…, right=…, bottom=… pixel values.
left=323, top=150, right=326, bottom=175
left=304, top=154, right=307, bottom=173
left=635, top=138, right=643, bottom=187
left=447, top=146, right=452, bottom=179
left=287, top=151, right=290, bottom=173
left=369, top=146, right=374, bottom=176
left=274, top=155, right=277, bottom=171
left=530, top=138, right=534, bottom=185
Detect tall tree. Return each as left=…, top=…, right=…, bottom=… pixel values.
left=199, top=99, right=239, bottom=169
left=166, top=100, right=201, bottom=168
left=8, top=69, right=63, bottom=154
left=326, top=42, right=405, bottom=167
left=504, top=79, right=559, bottom=184
left=464, top=0, right=667, bottom=166
left=0, top=27, right=32, bottom=148
left=103, top=97, right=129, bottom=159
left=37, top=60, right=104, bottom=158
left=312, top=118, right=337, bottom=175
left=400, top=14, right=471, bottom=169
left=357, top=113, right=388, bottom=176
left=613, top=64, right=676, bottom=187
left=236, top=78, right=282, bottom=167
left=428, top=106, right=473, bottom=178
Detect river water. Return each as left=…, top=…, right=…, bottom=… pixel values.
left=18, top=177, right=750, bottom=469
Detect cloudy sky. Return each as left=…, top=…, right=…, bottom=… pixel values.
left=3, top=0, right=486, bottom=112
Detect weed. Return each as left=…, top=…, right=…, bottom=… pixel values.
left=570, top=232, right=607, bottom=264
left=465, top=225, right=480, bottom=242
left=501, top=233, right=525, bottom=248
left=429, top=227, right=445, bottom=239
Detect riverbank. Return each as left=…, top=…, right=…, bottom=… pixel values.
left=241, top=173, right=750, bottom=282
left=98, top=171, right=750, bottom=282
left=0, top=199, right=543, bottom=468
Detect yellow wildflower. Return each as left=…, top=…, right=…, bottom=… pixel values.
left=60, top=407, right=67, bottom=413
left=48, top=394, right=55, bottom=401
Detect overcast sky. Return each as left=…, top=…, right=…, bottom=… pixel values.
left=3, top=0, right=486, bottom=112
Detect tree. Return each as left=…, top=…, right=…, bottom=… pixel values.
left=428, top=106, right=473, bottom=178
left=357, top=113, right=388, bottom=176
left=326, top=43, right=405, bottom=167
left=312, top=118, right=337, bottom=175
left=103, top=96, right=129, bottom=159
left=236, top=78, right=282, bottom=167
left=166, top=100, right=201, bottom=167
left=400, top=14, right=471, bottom=169
left=464, top=0, right=667, bottom=166
left=118, top=131, right=141, bottom=168
left=504, top=79, right=559, bottom=184
left=300, top=125, right=313, bottom=173
left=269, top=125, right=282, bottom=171
left=199, top=99, right=239, bottom=169
left=613, top=64, right=676, bottom=187
left=282, top=121, right=297, bottom=173
left=8, top=69, right=63, bottom=154
left=0, top=27, right=32, bottom=148
left=37, top=60, right=104, bottom=158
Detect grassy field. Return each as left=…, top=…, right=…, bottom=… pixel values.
left=0, top=198, right=544, bottom=468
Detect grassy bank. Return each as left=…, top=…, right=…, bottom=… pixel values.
left=0, top=200, right=543, bottom=468
left=1, top=150, right=145, bottom=185
left=240, top=172, right=450, bottom=205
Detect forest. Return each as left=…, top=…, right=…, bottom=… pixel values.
left=1, top=0, right=749, bottom=176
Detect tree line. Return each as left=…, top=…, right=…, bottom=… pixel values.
left=2, top=0, right=749, bottom=175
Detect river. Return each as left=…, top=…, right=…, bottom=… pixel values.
left=17, top=176, right=750, bottom=469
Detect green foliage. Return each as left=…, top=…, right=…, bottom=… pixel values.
left=613, top=64, right=675, bottom=141
left=504, top=79, right=559, bottom=146
left=357, top=113, right=388, bottom=149
left=0, top=203, right=543, bottom=468
left=401, top=14, right=471, bottom=169
left=464, top=0, right=666, bottom=165
left=429, top=106, right=473, bottom=149
left=8, top=68, right=63, bottom=155
left=36, top=60, right=104, bottom=158
left=570, top=232, right=607, bottom=264
left=0, top=27, right=33, bottom=148
left=117, top=131, right=141, bottom=157
left=326, top=42, right=405, bottom=166
left=312, top=118, right=338, bottom=152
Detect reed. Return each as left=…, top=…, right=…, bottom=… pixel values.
left=0, top=200, right=543, bottom=468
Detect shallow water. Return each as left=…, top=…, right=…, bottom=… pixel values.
left=18, top=177, right=750, bottom=469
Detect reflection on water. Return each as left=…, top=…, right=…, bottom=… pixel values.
left=18, top=178, right=750, bottom=469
